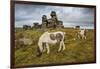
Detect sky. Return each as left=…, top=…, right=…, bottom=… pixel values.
left=15, top=3, right=95, bottom=29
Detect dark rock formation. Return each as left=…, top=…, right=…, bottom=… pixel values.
left=75, top=26, right=80, bottom=29
left=23, top=25, right=31, bottom=30
left=33, top=11, right=64, bottom=29
left=41, top=11, right=64, bottom=28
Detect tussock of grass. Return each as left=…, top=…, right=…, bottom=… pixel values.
left=15, top=28, right=95, bottom=67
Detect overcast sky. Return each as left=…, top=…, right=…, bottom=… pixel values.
left=15, top=3, right=95, bottom=29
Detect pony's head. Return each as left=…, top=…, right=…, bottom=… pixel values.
left=36, top=46, right=42, bottom=57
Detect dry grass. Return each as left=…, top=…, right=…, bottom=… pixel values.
left=15, top=28, right=95, bottom=67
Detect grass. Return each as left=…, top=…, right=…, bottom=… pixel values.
left=15, top=28, right=95, bottom=67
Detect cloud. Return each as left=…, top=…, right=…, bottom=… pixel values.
left=15, top=3, right=94, bottom=28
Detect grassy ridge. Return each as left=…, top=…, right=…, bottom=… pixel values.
left=15, top=28, right=95, bottom=67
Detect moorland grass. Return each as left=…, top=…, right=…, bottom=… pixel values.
left=15, top=28, right=95, bottom=67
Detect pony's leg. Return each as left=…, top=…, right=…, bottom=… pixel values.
left=81, top=35, right=83, bottom=39
left=46, top=43, right=50, bottom=54
left=78, top=34, right=80, bottom=39
left=84, top=35, right=86, bottom=39
left=43, top=43, right=46, bottom=52
left=58, top=41, right=63, bottom=52
left=62, top=41, right=65, bottom=51
left=85, top=36, right=86, bottom=39
left=43, top=48, right=46, bottom=52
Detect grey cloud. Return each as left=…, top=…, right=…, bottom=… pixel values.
left=15, top=3, right=94, bottom=28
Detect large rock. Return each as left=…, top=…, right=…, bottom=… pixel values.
left=15, top=38, right=33, bottom=48
left=34, top=11, right=64, bottom=29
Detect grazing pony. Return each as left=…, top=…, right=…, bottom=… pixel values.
left=78, top=29, right=87, bottom=39
left=37, top=31, right=65, bottom=56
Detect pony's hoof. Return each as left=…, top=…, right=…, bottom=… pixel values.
left=57, top=50, right=61, bottom=53
left=36, top=53, right=42, bottom=57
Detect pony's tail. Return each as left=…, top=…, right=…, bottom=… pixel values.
left=36, top=41, right=43, bottom=57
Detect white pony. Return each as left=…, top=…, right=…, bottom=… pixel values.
left=37, top=31, right=65, bottom=56
left=78, top=29, right=87, bottom=39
